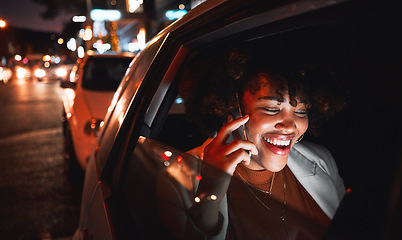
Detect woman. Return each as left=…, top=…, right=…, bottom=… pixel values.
left=159, top=43, right=346, bottom=240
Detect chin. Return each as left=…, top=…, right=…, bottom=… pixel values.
left=267, top=163, right=287, bottom=172
left=262, top=155, right=288, bottom=172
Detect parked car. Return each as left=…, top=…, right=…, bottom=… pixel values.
left=55, top=58, right=76, bottom=81
left=14, top=65, right=31, bottom=79
left=61, top=51, right=134, bottom=170
left=0, top=65, right=13, bottom=83
left=73, top=0, right=401, bottom=240
left=34, top=59, right=75, bottom=81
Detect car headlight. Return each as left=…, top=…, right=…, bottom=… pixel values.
left=34, top=68, right=46, bottom=78
left=16, top=67, right=27, bottom=79
left=56, top=68, right=68, bottom=78
left=84, top=118, right=104, bottom=137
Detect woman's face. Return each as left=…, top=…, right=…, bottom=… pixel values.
left=241, top=77, right=309, bottom=172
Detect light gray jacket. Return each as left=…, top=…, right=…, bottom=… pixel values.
left=288, top=141, right=345, bottom=218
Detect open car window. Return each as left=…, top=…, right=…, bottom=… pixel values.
left=115, top=2, right=402, bottom=238
left=118, top=30, right=345, bottom=238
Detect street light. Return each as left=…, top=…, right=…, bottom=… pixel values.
left=72, top=16, right=87, bottom=23
left=90, top=9, right=121, bottom=22
left=0, top=19, right=6, bottom=28
left=14, top=54, right=22, bottom=62
left=89, top=9, right=121, bottom=52
left=83, top=26, right=92, bottom=41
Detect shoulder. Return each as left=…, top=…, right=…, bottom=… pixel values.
left=289, top=142, right=345, bottom=217
left=292, top=141, right=332, bottom=161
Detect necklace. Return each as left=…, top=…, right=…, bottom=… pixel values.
left=237, top=171, right=276, bottom=195
left=236, top=170, right=289, bottom=239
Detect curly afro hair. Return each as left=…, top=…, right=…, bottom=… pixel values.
left=179, top=41, right=347, bottom=137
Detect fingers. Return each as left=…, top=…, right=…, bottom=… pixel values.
left=214, top=115, right=250, bottom=144
left=211, top=114, right=257, bottom=156
left=224, top=149, right=252, bottom=175
left=225, top=139, right=258, bottom=157
left=202, top=115, right=258, bottom=175
left=204, top=147, right=252, bottom=175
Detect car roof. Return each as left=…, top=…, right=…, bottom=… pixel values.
left=155, top=0, right=350, bottom=39
left=86, top=50, right=135, bottom=58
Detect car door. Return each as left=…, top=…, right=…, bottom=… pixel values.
left=76, top=35, right=170, bottom=240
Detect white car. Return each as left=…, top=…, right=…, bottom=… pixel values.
left=62, top=51, right=134, bottom=170
left=35, top=60, right=75, bottom=81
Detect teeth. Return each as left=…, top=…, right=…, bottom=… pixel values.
left=263, top=137, right=291, bottom=146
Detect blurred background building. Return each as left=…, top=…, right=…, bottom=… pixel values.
left=0, top=0, right=206, bottom=73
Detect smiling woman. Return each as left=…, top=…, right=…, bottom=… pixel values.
left=169, top=41, right=347, bottom=239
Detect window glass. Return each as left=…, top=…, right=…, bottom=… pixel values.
left=95, top=36, right=167, bottom=173
left=152, top=94, right=208, bottom=152
left=82, top=57, right=132, bottom=91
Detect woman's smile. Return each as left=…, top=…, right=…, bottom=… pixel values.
left=263, top=136, right=292, bottom=147
left=262, top=135, right=294, bottom=156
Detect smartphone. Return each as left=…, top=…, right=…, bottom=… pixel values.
left=229, top=93, right=251, bottom=156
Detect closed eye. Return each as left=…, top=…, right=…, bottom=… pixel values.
left=263, top=108, right=280, bottom=115
left=295, top=110, right=308, bottom=117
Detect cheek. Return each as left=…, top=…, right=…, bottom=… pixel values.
left=298, top=118, right=309, bottom=134
left=246, top=115, right=274, bottom=137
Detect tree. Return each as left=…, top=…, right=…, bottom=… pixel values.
left=31, top=0, right=86, bottom=19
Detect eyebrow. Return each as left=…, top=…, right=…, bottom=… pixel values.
left=258, top=96, right=285, bottom=102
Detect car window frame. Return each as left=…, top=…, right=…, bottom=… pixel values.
left=94, top=34, right=169, bottom=181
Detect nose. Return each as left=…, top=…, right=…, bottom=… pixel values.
left=274, top=120, right=296, bottom=133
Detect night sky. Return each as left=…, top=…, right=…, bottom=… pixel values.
left=0, top=0, right=73, bottom=33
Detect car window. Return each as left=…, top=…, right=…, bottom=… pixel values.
left=82, top=57, right=132, bottom=91
left=118, top=9, right=402, bottom=237
left=95, top=35, right=167, bottom=174
left=97, top=1, right=402, bottom=239
left=152, top=94, right=208, bottom=152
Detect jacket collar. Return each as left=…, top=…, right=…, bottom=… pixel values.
left=287, top=144, right=318, bottom=178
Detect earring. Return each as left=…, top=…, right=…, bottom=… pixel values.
left=296, top=134, right=304, bottom=143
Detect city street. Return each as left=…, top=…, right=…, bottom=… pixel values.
left=0, top=76, right=82, bottom=239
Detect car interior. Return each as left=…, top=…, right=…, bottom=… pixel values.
left=104, top=3, right=401, bottom=239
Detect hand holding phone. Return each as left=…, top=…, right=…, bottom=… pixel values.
left=230, top=93, right=251, bottom=157
left=203, top=115, right=257, bottom=175
left=230, top=117, right=251, bottom=157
